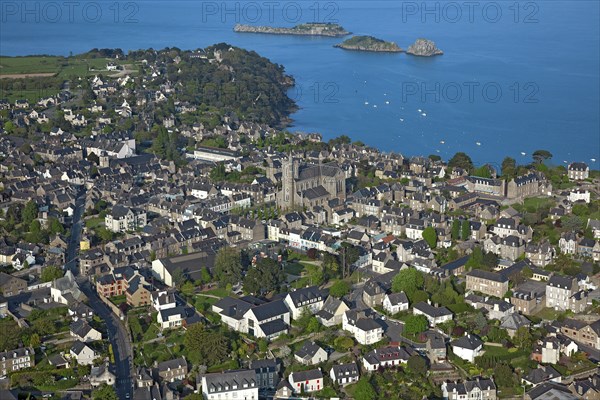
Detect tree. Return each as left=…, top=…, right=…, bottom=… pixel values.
left=200, top=266, right=212, bottom=285
left=243, top=258, right=285, bottom=294
left=562, top=215, right=583, bottom=231
left=92, top=384, right=118, bottom=400
left=466, top=247, right=483, bottom=270
left=29, top=333, right=41, bottom=349
left=181, top=281, right=195, bottom=296
left=392, top=268, right=424, bottom=300
left=329, top=280, right=350, bottom=298
left=422, top=226, right=437, bottom=249
left=353, top=377, right=376, bottom=400
left=494, top=362, right=515, bottom=388
left=41, top=265, right=64, bottom=282
left=451, top=220, right=461, bottom=241
left=214, top=247, right=243, bottom=287
left=472, top=165, right=492, bottom=178
left=501, top=157, right=517, bottom=178
left=532, top=149, right=552, bottom=164
left=22, top=200, right=38, bottom=225
left=448, top=152, right=474, bottom=172
left=87, top=151, right=100, bottom=165
left=407, top=355, right=427, bottom=377
left=322, top=252, right=341, bottom=278
left=184, top=323, right=229, bottom=366
left=333, top=336, right=354, bottom=352
left=404, top=315, right=428, bottom=336
left=461, top=220, right=471, bottom=240
left=513, top=326, right=533, bottom=349
left=48, top=217, right=65, bottom=235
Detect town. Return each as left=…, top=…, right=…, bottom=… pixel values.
left=0, top=47, right=599, bottom=400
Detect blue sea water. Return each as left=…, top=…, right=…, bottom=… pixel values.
left=1, top=0, right=598, bottom=166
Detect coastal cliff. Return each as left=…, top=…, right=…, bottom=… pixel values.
left=234, top=23, right=350, bottom=37
left=334, top=36, right=402, bottom=53
left=406, top=39, right=443, bottom=56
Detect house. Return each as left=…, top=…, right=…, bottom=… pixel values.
left=511, top=280, right=547, bottom=315
left=90, top=364, right=116, bottom=387
left=70, top=340, right=97, bottom=366
left=250, top=358, right=280, bottom=390
left=541, top=336, right=560, bottom=364
left=342, top=309, right=385, bottom=345
left=466, top=269, right=509, bottom=298
left=288, top=369, right=323, bottom=393
left=568, top=162, right=589, bottom=180
left=294, top=341, right=328, bottom=365
left=522, top=365, right=562, bottom=387
left=559, top=318, right=600, bottom=350
left=383, top=292, right=409, bottom=314
left=126, top=275, right=152, bottom=307
left=0, top=348, right=35, bottom=376
left=157, top=357, right=187, bottom=382
left=413, top=301, right=453, bottom=326
left=330, top=362, right=360, bottom=386
left=425, top=332, right=447, bottom=364
left=451, top=334, right=483, bottom=363
left=200, top=369, right=258, bottom=400
left=152, top=251, right=216, bottom=287
left=362, top=346, right=410, bottom=371
left=104, top=205, right=147, bottom=233
left=68, top=302, right=94, bottom=321
left=70, top=320, right=102, bottom=342
left=212, top=297, right=290, bottom=339
left=157, top=306, right=186, bottom=330
left=283, top=286, right=325, bottom=320
left=442, top=378, right=497, bottom=400
left=568, top=374, right=600, bottom=399
left=546, top=275, right=586, bottom=312
left=525, top=382, right=579, bottom=400
left=500, top=313, right=531, bottom=338
left=0, top=272, right=27, bottom=296
left=315, top=296, right=350, bottom=326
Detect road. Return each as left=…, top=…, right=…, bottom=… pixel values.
left=65, top=186, right=134, bottom=399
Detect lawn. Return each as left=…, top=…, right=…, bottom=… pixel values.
left=0, top=55, right=130, bottom=78
left=534, top=307, right=570, bottom=321
left=110, top=294, right=127, bottom=306
left=85, top=217, right=104, bottom=229
left=202, top=287, right=232, bottom=298
left=284, top=262, right=306, bottom=276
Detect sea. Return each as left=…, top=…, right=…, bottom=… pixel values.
left=1, top=0, right=599, bottom=166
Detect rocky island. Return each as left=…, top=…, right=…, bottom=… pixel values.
left=406, top=38, right=443, bottom=56
left=334, top=35, right=402, bottom=53
left=234, top=23, right=350, bottom=37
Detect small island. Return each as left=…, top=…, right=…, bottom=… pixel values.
left=234, top=23, right=350, bottom=37
left=406, top=38, right=443, bottom=56
left=334, top=35, right=403, bottom=53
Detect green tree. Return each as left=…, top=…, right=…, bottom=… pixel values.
left=184, top=323, right=229, bottom=366
left=501, top=157, right=517, bottom=178
left=392, top=268, right=424, bottom=300
left=451, top=220, right=461, bottom=241
left=181, top=281, right=195, bottom=296
left=494, top=362, right=515, bottom=388
left=407, top=355, right=427, bottom=377
left=422, top=226, right=437, bottom=249
left=473, top=165, right=492, bottom=178
left=353, top=377, right=376, bottom=400
left=461, top=220, right=471, bottom=240
left=513, top=326, right=533, bottom=349
left=466, top=247, right=483, bottom=270
left=214, top=247, right=243, bottom=287
left=29, top=333, right=41, bottom=349
left=92, top=384, right=118, bottom=400
left=22, top=200, right=38, bottom=225
left=41, top=265, right=64, bottom=282
left=403, top=315, right=428, bottom=336
left=329, top=280, right=350, bottom=298
left=243, top=258, right=285, bottom=294
left=532, top=149, right=553, bottom=164
left=48, top=217, right=65, bottom=235
left=448, top=152, right=474, bottom=172
left=200, top=266, right=212, bottom=285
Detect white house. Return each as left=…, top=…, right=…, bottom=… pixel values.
left=90, top=364, right=116, bottom=387
left=294, top=342, right=328, bottom=366
left=104, top=205, right=147, bottom=233
left=362, top=346, right=410, bottom=372
left=157, top=306, right=186, bottom=330
left=413, top=301, right=453, bottom=326
left=342, top=310, right=384, bottom=345
left=330, top=362, right=360, bottom=386
left=212, top=297, right=290, bottom=339
left=70, top=340, right=97, bottom=366
left=70, top=320, right=102, bottom=343
left=201, top=369, right=259, bottom=400
left=383, top=292, right=409, bottom=315
left=316, top=297, right=350, bottom=327
left=283, top=286, right=325, bottom=320
left=288, top=369, right=323, bottom=393
left=451, top=334, right=483, bottom=363
left=568, top=189, right=590, bottom=204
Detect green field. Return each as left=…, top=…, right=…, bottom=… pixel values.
left=0, top=55, right=131, bottom=78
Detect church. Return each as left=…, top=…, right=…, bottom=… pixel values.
left=277, top=154, right=346, bottom=210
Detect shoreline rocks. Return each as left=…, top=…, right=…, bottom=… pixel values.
left=335, top=36, right=403, bottom=53
left=234, top=23, right=350, bottom=37
left=406, top=39, right=443, bottom=56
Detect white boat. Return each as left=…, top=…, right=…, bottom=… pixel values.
left=399, top=118, right=404, bottom=122
left=591, top=158, right=596, bottom=162
left=417, top=109, right=422, bottom=112
left=373, top=105, right=377, bottom=108
left=421, top=113, right=426, bottom=116
left=385, top=101, right=390, bottom=104
left=440, top=140, right=445, bottom=144
left=364, top=102, right=369, bottom=105
left=476, top=142, right=481, bottom=146
left=520, top=152, right=526, bottom=156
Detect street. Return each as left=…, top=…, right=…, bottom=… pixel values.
left=65, top=186, right=134, bottom=399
